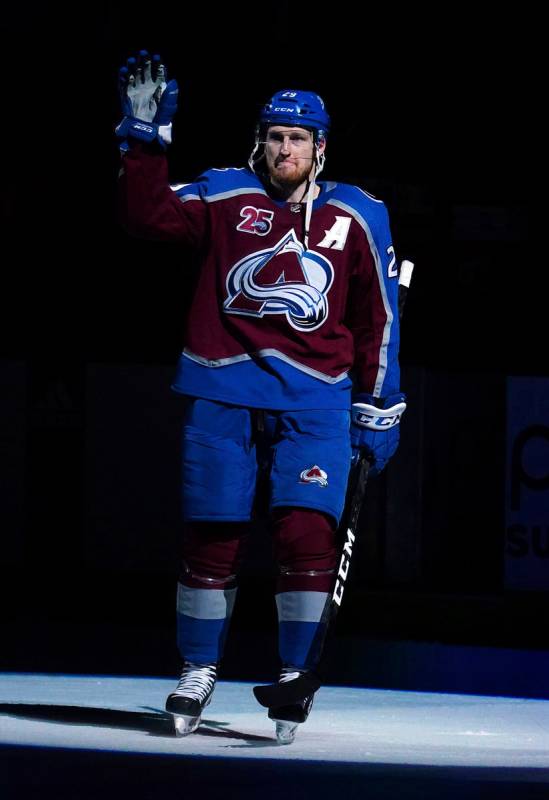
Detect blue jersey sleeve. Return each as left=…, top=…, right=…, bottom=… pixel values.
left=337, top=186, right=401, bottom=398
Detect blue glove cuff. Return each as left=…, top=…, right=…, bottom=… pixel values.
left=115, top=116, right=167, bottom=150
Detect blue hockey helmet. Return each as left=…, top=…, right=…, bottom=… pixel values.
left=259, top=89, right=330, bottom=140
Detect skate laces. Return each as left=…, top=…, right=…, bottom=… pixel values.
left=280, top=665, right=304, bottom=683
left=173, top=662, right=217, bottom=702
left=279, top=665, right=314, bottom=713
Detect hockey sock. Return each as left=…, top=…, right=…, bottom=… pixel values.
left=176, top=522, right=249, bottom=663
left=271, top=508, right=337, bottom=669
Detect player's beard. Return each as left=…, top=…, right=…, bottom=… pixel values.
left=268, top=156, right=313, bottom=193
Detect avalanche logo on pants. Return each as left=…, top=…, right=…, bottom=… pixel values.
left=299, top=465, right=329, bottom=487
left=223, top=230, right=334, bottom=331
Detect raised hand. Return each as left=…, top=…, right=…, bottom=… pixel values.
left=116, top=50, right=178, bottom=148
left=120, top=51, right=167, bottom=122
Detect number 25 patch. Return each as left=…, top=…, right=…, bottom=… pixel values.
left=237, top=206, right=274, bottom=236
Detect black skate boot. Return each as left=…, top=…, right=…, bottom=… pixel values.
left=165, top=662, right=217, bottom=737
left=268, top=666, right=315, bottom=744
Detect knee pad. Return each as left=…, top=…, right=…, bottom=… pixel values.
left=181, top=521, right=250, bottom=589
left=271, top=508, right=337, bottom=592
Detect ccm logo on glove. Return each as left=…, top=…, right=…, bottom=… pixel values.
left=351, top=397, right=407, bottom=431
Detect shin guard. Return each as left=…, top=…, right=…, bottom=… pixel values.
left=272, top=508, right=337, bottom=669
left=176, top=522, right=249, bottom=663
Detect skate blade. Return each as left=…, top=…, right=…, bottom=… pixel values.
left=171, top=712, right=202, bottom=737
left=274, top=720, right=298, bottom=745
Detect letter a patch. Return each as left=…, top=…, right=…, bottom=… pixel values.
left=317, top=216, right=351, bottom=251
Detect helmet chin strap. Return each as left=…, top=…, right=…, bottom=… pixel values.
left=303, top=144, right=325, bottom=250
left=248, top=136, right=260, bottom=172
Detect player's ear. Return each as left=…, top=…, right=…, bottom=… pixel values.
left=317, top=135, right=326, bottom=154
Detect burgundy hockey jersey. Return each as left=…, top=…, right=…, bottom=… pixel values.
left=119, top=145, right=401, bottom=410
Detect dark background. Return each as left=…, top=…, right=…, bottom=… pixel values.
left=1, top=4, right=545, bottom=688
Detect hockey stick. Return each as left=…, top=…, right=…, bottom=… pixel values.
left=253, top=260, right=414, bottom=709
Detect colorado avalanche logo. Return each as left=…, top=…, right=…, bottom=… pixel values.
left=299, top=465, right=328, bottom=487
left=223, top=230, right=334, bottom=332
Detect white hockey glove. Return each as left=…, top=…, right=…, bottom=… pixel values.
left=116, top=50, right=178, bottom=149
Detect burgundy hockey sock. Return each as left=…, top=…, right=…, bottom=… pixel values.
left=272, top=508, right=337, bottom=668
left=176, top=522, right=250, bottom=663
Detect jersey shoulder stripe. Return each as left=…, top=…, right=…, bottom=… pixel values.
left=171, top=167, right=267, bottom=203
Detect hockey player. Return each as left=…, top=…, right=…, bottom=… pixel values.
left=116, top=52, right=406, bottom=743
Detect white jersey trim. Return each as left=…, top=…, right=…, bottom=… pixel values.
left=203, top=187, right=268, bottom=203
left=174, top=186, right=268, bottom=204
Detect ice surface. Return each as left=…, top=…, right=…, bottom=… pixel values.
left=1, top=673, right=549, bottom=769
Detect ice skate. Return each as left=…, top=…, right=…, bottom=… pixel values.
left=268, top=666, right=315, bottom=744
left=165, top=662, right=217, bottom=736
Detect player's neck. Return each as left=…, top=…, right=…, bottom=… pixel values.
left=268, top=177, right=321, bottom=204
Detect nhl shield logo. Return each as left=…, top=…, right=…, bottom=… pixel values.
left=299, top=465, right=328, bottom=487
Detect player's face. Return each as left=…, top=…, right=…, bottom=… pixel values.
left=264, top=126, right=319, bottom=187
